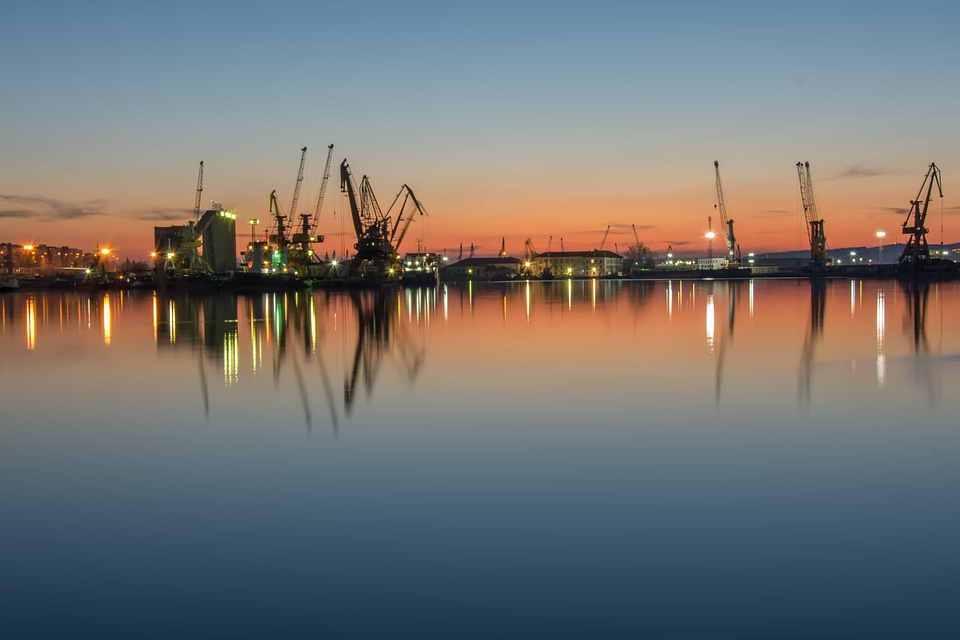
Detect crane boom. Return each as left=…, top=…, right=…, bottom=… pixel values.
left=386, top=184, right=428, bottom=253
left=797, top=161, right=827, bottom=266
left=899, top=162, right=943, bottom=268
left=194, top=161, right=204, bottom=220
left=714, top=161, right=741, bottom=264
left=599, top=225, right=611, bottom=251
left=311, top=144, right=334, bottom=234
left=289, top=146, right=307, bottom=219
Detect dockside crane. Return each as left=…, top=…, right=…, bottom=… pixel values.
left=194, top=161, right=204, bottom=220
left=899, top=163, right=943, bottom=269
left=289, top=146, right=307, bottom=220
left=310, top=144, right=334, bottom=236
left=714, top=161, right=741, bottom=266
left=797, top=161, right=828, bottom=267
left=599, top=225, right=611, bottom=251
left=386, top=184, right=429, bottom=254
left=340, top=159, right=399, bottom=278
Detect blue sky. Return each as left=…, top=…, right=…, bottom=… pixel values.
left=2, top=1, right=958, bottom=257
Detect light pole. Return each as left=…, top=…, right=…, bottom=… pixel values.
left=249, top=218, right=259, bottom=243
left=876, top=231, right=886, bottom=264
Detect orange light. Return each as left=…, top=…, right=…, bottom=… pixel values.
left=100, top=248, right=111, bottom=255
left=23, top=244, right=34, bottom=251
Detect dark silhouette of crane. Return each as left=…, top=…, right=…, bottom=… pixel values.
left=714, top=161, right=741, bottom=266
left=340, top=159, right=400, bottom=278
left=797, top=162, right=828, bottom=267
left=599, top=225, right=611, bottom=251
left=898, top=163, right=943, bottom=270
left=194, top=161, right=204, bottom=221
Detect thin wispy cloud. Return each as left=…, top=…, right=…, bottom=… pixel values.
left=0, top=195, right=110, bottom=221
left=129, top=207, right=194, bottom=222
left=833, top=164, right=884, bottom=179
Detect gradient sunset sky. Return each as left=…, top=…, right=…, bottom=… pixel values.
left=2, top=1, right=958, bottom=260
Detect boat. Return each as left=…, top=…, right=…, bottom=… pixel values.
left=0, top=274, right=19, bottom=292
left=401, top=251, right=439, bottom=285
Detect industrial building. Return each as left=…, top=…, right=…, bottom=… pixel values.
left=528, top=250, right=623, bottom=278
left=441, top=256, right=523, bottom=280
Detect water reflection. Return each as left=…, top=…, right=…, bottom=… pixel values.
left=714, top=281, right=741, bottom=404
left=799, top=278, right=827, bottom=403
left=148, top=287, right=432, bottom=430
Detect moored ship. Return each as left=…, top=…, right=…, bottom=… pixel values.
left=401, top=252, right=439, bottom=285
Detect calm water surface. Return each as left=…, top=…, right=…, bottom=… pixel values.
left=2, top=279, right=959, bottom=639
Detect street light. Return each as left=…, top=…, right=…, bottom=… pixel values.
left=876, top=231, right=886, bottom=264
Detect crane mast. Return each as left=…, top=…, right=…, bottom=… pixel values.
left=797, top=161, right=827, bottom=266
left=289, top=146, right=307, bottom=219
left=714, top=161, right=741, bottom=265
left=194, top=161, right=204, bottom=220
left=899, top=162, right=943, bottom=269
left=311, top=144, right=334, bottom=235
left=599, top=225, right=611, bottom=251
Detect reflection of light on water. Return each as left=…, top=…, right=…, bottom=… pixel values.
left=102, top=294, right=112, bottom=346
left=168, top=299, right=177, bottom=344
left=224, top=331, right=239, bottom=387
left=706, top=294, right=715, bottom=352
left=443, top=284, right=449, bottom=323
left=152, top=293, right=158, bottom=342
left=666, top=280, right=673, bottom=319
left=749, top=279, right=754, bottom=318
left=26, top=298, right=36, bottom=350
left=591, top=278, right=597, bottom=311
left=250, top=314, right=260, bottom=374
left=567, top=278, right=572, bottom=311
left=851, top=280, right=856, bottom=317
left=309, top=298, right=317, bottom=353
left=876, top=289, right=886, bottom=387
left=525, top=281, right=531, bottom=324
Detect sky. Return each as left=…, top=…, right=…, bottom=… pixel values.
left=2, top=0, right=959, bottom=260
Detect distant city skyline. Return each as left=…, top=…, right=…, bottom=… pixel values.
left=3, top=1, right=958, bottom=260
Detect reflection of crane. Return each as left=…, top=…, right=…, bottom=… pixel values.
left=799, top=278, right=827, bottom=403
left=797, top=161, right=828, bottom=267
left=714, top=161, right=741, bottom=265
left=194, top=161, right=204, bottom=220
left=898, top=162, right=943, bottom=270
left=715, top=281, right=741, bottom=404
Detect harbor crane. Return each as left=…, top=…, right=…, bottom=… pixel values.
left=796, top=161, right=828, bottom=267
left=714, top=161, right=741, bottom=266
left=385, top=184, right=429, bottom=254
left=289, top=146, right=307, bottom=219
left=599, top=225, right=611, bottom=251
left=899, top=162, right=943, bottom=270
left=340, top=159, right=400, bottom=278
left=310, top=144, right=335, bottom=236
left=194, top=161, right=204, bottom=220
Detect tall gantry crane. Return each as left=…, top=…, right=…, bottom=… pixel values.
left=899, top=162, right=943, bottom=269
left=714, top=161, right=741, bottom=265
left=289, top=147, right=308, bottom=219
left=194, top=161, right=204, bottom=220
left=599, top=225, right=611, bottom=251
left=310, top=144, right=335, bottom=236
left=796, top=161, right=828, bottom=267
